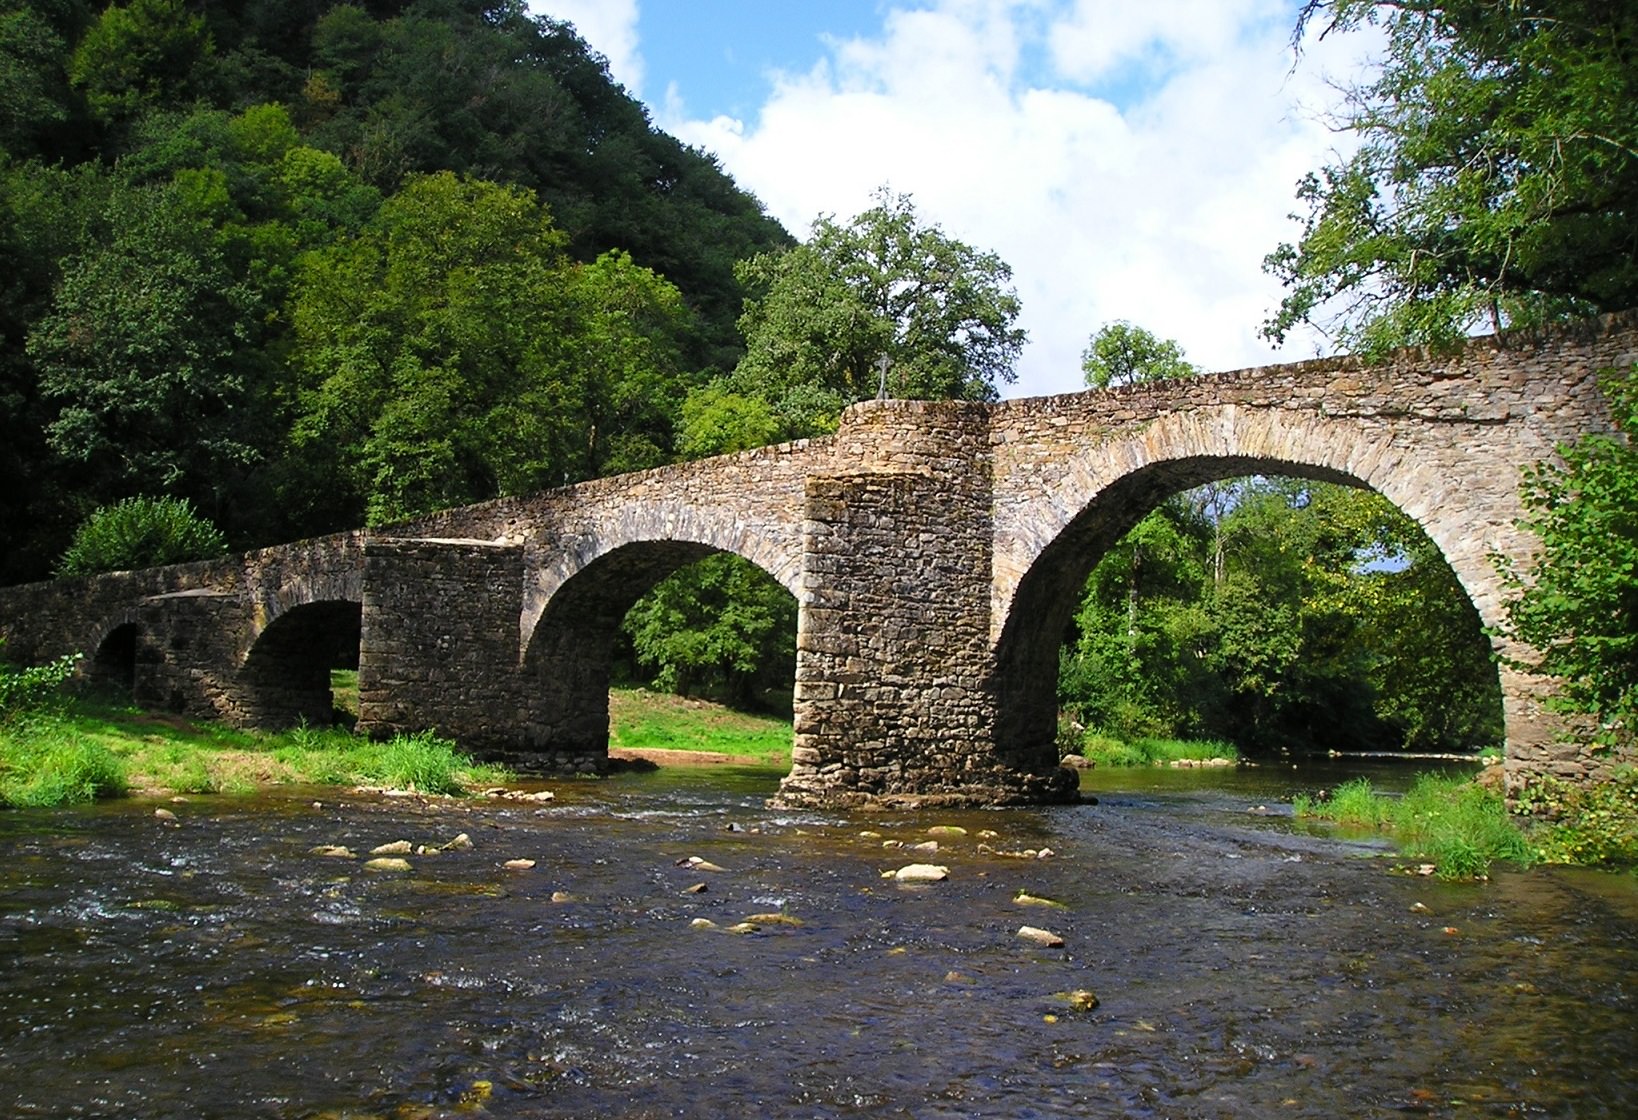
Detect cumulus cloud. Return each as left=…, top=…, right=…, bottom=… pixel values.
left=529, top=0, right=644, bottom=95
left=657, top=0, right=1374, bottom=398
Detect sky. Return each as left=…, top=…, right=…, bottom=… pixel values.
left=527, top=1, right=1377, bottom=400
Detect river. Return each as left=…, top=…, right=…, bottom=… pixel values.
left=1, top=761, right=1633, bottom=1118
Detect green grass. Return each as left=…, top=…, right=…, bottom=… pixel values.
left=0, top=698, right=508, bottom=808
left=1293, top=774, right=1534, bottom=879
left=1078, top=732, right=1238, bottom=768
left=609, top=688, right=792, bottom=764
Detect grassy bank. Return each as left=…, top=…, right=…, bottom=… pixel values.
left=1075, top=731, right=1239, bottom=768
left=1293, top=771, right=1638, bottom=879
left=0, top=700, right=509, bottom=809
left=609, top=687, right=791, bottom=765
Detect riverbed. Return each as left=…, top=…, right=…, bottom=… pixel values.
left=1, top=762, right=1633, bottom=1118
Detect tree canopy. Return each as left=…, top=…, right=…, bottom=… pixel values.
left=729, top=189, right=1025, bottom=437
left=1265, top=0, right=1638, bottom=355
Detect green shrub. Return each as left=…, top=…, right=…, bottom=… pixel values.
left=1080, top=731, right=1237, bottom=767
left=1523, top=769, right=1638, bottom=867
left=57, top=496, right=228, bottom=576
left=0, top=645, right=82, bottom=722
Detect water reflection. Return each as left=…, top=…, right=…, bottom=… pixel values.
left=0, top=761, right=1632, bottom=1118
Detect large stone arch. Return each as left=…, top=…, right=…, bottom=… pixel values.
left=517, top=526, right=799, bottom=767
left=990, top=407, right=1542, bottom=761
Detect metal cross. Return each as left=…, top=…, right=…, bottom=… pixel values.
left=876, top=353, right=893, bottom=400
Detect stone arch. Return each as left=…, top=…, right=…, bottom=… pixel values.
left=86, top=619, right=145, bottom=699
left=990, top=407, right=1533, bottom=759
left=237, top=599, right=362, bottom=728
left=520, top=506, right=803, bottom=654
left=517, top=535, right=797, bottom=764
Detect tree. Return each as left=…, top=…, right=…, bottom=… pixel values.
left=1502, top=364, right=1638, bottom=745
left=68, top=0, right=212, bottom=128
left=1265, top=1, right=1638, bottom=355
left=1081, top=321, right=1198, bottom=388
left=731, top=189, right=1024, bottom=437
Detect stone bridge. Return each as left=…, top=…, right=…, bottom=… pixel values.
left=3, top=315, right=1634, bottom=807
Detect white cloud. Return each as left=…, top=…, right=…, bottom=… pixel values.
left=528, top=1, right=644, bottom=95
left=661, top=0, right=1376, bottom=398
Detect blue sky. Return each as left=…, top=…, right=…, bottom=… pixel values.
left=529, top=2, right=1375, bottom=398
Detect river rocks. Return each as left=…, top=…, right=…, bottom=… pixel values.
left=502, top=858, right=535, bottom=870
left=926, top=825, right=968, bottom=837
left=1052, top=989, right=1099, bottom=1012
left=1060, top=754, right=1095, bottom=769
left=550, top=891, right=573, bottom=903
left=1014, top=891, right=1067, bottom=909
left=909, top=840, right=940, bottom=853
left=689, top=918, right=717, bottom=930
left=1169, top=757, right=1235, bottom=768
left=678, top=856, right=726, bottom=872
left=888, top=863, right=949, bottom=882
left=363, top=857, right=411, bottom=872
left=442, top=833, right=474, bottom=851
left=308, top=845, right=354, bottom=858
left=979, top=844, right=1056, bottom=860
left=743, top=912, right=803, bottom=927
left=153, top=808, right=178, bottom=824
left=682, top=882, right=708, bottom=894
left=1016, top=925, right=1064, bottom=947
left=370, top=840, right=413, bottom=856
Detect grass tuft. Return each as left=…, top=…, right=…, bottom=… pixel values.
left=1293, top=772, right=1532, bottom=879
left=1079, top=732, right=1238, bottom=768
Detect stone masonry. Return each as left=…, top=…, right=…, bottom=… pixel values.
left=1, top=314, right=1633, bottom=805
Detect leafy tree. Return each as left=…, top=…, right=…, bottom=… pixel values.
left=27, top=177, right=267, bottom=512
left=731, top=189, right=1024, bottom=436
left=56, top=494, right=227, bottom=575
left=68, top=0, right=212, bottom=128
left=1266, top=1, right=1638, bottom=355
left=1502, top=364, right=1638, bottom=745
left=1082, top=321, right=1199, bottom=388
left=621, top=554, right=797, bottom=710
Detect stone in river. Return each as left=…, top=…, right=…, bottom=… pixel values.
left=363, top=857, right=411, bottom=872
left=370, top=840, right=412, bottom=856
left=891, top=863, right=949, bottom=882
left=1016, top=925, right=1064, bottom=947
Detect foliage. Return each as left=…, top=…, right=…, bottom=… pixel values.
left=0, top=643, right=80, bottom=722
left=1519, top=769, right=1638, bottom=867
left=1059, top=477, right=1504, bottom=755
left=1266, top=1, right=1638, bottom=355
left=56, top=495, right=227, bottom=576
left=1293, top=773, right=1534, bottom=878
left=731, top=189, right=1024, bottom=437
left=360, top=730, right=471, bottom=797
left=0, top=729, right=127, bottom=808
left=0, top=2, right=789, bottom=585
left=54, top=493, right=226, bottom=576
left=1076, top=733, right=1238, bottom=768
left=621, top=554, right=797, bottom=709
left=1081, top=321, right=1199, bottom=388
left=1501, top=364, right=1638, bottom=746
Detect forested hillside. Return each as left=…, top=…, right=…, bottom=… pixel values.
left=0, top=0, right=791, bottom=584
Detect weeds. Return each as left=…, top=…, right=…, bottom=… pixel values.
left=1078, top=732, right=1238, bottom=768
left=1293, top=773, right=1533, bottom=879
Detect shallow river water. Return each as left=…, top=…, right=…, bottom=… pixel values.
left=1, top=762, right=1634, bottom=1119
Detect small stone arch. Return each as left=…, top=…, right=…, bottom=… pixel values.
left=85, top=620, right=145, bottom=700
left=989, top=407, right=1535, bottom=760
left=237, top=599, right=363, bottom=728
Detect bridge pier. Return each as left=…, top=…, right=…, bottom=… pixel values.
left=357, top=538, right=530, bottom=758
left=774, top=402, right=1079, bottom=809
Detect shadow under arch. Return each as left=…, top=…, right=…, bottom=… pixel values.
left=87, top=620, right=144, bottom=700
left=238, top=599, right=362, bottom=728
left=518, top=539, right=796, bottom=762
left=991, top=452, right=1501, bottom=757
